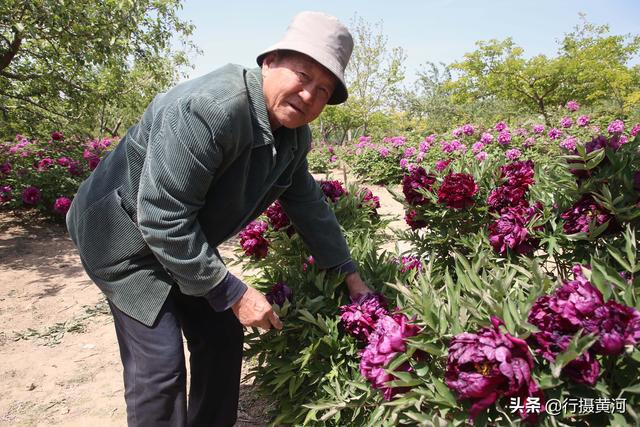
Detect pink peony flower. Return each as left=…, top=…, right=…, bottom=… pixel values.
left=607, top=119, right=624, bottom=134
left=472, top=142, right=484, bottom=154
left=560, top=117, right=573, bottom=128
left=403, top=147, right=416, bottom=158
left=399, top=255, right=422, bottom=273
left=547, top=128, right=562, bottom=140
left=53, top=196, right=72, bottom=215
left=437, top=173, right=478, bottom=209
left=37, top=157, right=54, bottom=170
left=378, top=147, right=390, bottom=157
left=480, top=132, right=494, bottom=144
left=238, top=220, right=269, bottom=258
left=462, top=124, right=475, bottom=136
left=577, top=115, right=590, bottom=127
left=560, top=136, right=578, bottom=151
left=497, top=130, right=511, bottom=145
left=56, top=157, right=71, bottom=167
left=631, top=123, right=640, bottom=137
left=532, top=124, right=545, bottom=134
left=359, top=187, right=380, bottom=211
left=475, top=151, right=488, bottom=162
left=505, top=149, right=521, bottom=161
left=446, top=316, right=544, bottom=421
left=494, top=122, right=507, bottom=132
left=435, top=159, right=452, bottom=172
left=22, top=186, right=42, bottom=206
left=565, top=100, right=580, bottom=111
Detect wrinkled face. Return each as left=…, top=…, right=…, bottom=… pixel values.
left=262, top=52, right=337, bottom=130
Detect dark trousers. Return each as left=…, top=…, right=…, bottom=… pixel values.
left=108, top=286, right=244, bottom=427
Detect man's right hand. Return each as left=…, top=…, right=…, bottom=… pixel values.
left=231, top=286, right=283, bottom=330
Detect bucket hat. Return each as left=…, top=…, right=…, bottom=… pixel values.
left=256, top=11, right=353, bottom=104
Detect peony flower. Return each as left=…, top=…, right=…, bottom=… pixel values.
left=631, top=123, right=640, bottom=137
left=403, top=147, right=416, bottom=158
left=560, top=117, right=573, bottom=128
left=378, top=147, right=390, bottom=157
left=475, top=151, right=488, bottom=162
left=399, top=255, right=422, bottom=273
left=515, top=127, right=528, bottom=137
left=56, top=157, right=71, bottom=167
left=302, top=255, right=315, bottom=272
left=265, top=201, right=292, bottom=232
left=319, top=180, right=346, bottom=203
left=68, top=161, right=82, bottom=176
left=21, top=186, right=42, bottom=206
left=505, top=149, right=521, bottom=161
left=446, top=316, right=544, bottom=421
left=435, top=159, right=452, bottom=172
left=0, top=161, right=11, bottom=175
left=560, top=195, right=613, bottom=234
left=238, top=220, right=269, bottom=258
left=419, top=140, right=431, bottom=153
left=607, top=119, right=624, bottom=134
left=480, top=132, right=494, bottom=144
left=329, top=155, right=338, bottom=163
left=359, top=312, right=420, bottom=400
left=438, top=173, right=478, bottom=209
left=404, top=209, right=426, bottom=229
left=523, top=137, right=535, bottom=148
left=0, top=185, right=12, bottom=203
left=560, top=137, right=578, bottom=151
left=487, top=185, right=528, bottom=213
left=340, top=293, right=389, bottom=341
left=359, top=187, right=381, bottom=211
left=472, top=142, right=484, bottom=154
left=488, top=205, right=540, bottom=255
left=402, top=166, right=436, bottom=206
left=265, top=282, right=293, bottom=307
left=532, top=124, right=545, bottom=134
left=462, top=124, right=475, bottom=136
left=583, top=300, right=640, bottom=356
left=37, top=157, right=54, bottom=170
left=390, top=136, right=406, bottom=147
left=495, top=122, right=507, bottom=132
left=358, top=136, right=372, bottom=145
left=500, top=160, right=535, bottom=189
left=53, top=196, right=72, bottom=215
left=565, top=100, right=580, bottom=112
left=577, top=115, right=590, bottom=127
left=399, top=158, right=409, bottom=169
left=547, top=128, right=562, bottom=139
left=497, top=130, right=511, bottom=145
left=452, top=127, right=464, bottom=137
left=51, top=131, right=64, bottom=141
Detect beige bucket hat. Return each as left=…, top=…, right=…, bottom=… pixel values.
left=256, top=11, right=353, bottom=105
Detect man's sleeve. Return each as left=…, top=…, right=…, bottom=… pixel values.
left=278, top=157, right=355, bottom=272
left=136, top=96, right=246, bottom=309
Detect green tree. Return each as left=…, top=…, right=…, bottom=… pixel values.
left=312, top=15, right=406, bottom=143
left=0, top=0, right=196, bottom=139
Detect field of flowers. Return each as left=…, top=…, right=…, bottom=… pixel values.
left=2, top=102, right=639, bottom=426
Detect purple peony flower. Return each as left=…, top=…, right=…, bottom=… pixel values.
left=495, top=122, right=507, bottom=132
left=497, top=130, right=511, bottom=145
left=505, top=149, right=521, bottom=161
left=480, top=132, right=494, bottom=144
left=566, top=100, right=580, bottom=112
left=390, top=136, right=406, bottom=147
left=21, top=186, right=42, bottom=206
left=631, top=123, right=640, bottom=137
left=319, top=180, right=346, bottom=203
left=399, top=158, right=409, bottom=169
left=472, top=142, right=484, bottom=154
left=438, top=173, right=478, bottom=209
left=583, top=300, right=640, bottom=356
left=560, top=195, right=613, bottom=234
left=607, top=119, right=624, bottom=134
left=0, top=185, right=12, bottom=203
left=487, top=185, right=528, bottom=213
left=53, top=196, right=72, bottom=215
left=402, top=166, right=436, bottom=206
left=445, top=316, right=544, bottom=421
left=419, top=140, right=431, bottom=153
left=265, top=282, right=293, bottom=307
left=238, top=220, right=269, bottom=258
left=560, top=136, right=577, bottom=151
left=577, top=115, right=590, bottom=127
left=0, top=161, right=11, bottom=175
left=435, top=158, right=452, bottom=172
left=405, top=209, right=427, bottom=230
left=340, top=293, right=389, bottom=341
left=532, top=124, right=545, bottom=134
left=399, top=255, right=422, bottom=273
left=452, top=127, right=464, bottom=137
left=265, top=201, right=291, bottom=232
left=359, top=312, right=420, bottom=400
left=475, top=151, right=488, bottom=162
left=560, top=117, right=574, bottom=128
left=500, top=160, right=535, bottom=189
left=462, top=124, right=475, bottom=136
left=488, top=205, right=541, bottom=255
left=378, top=147, right=390, bottom=157
left=547, top=128, right=562, bottom=140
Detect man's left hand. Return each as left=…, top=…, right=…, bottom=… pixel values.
left=344, top=272, right=372, bottom=300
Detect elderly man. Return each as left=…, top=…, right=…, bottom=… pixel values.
left=66, top=10, right=370, bottom=427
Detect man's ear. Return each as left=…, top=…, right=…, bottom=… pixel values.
left=262, top=52, right=278, bottom=70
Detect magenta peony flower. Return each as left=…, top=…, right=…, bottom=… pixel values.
left=359, top=187, right=381, bottom=211
left=0, top=185, right=12, bottom=203
left=404, top=209, right=427, bottom=230
left=495, top=122, right=507, bottom=132
left=56, top=157, right=71, bottom=167
left=403, top=147, right=416, bottom=158
left=583, top=301, right=640, bottom=356
left=462, top=124, right=475, bottom=136
left=445, top=316, right=544, bottom=421
left=505, top=149, right=521, bottom=161
left=565, top=100, right=580, bottom=111
left=340, top=293, right=389, bottom=341
left=388, top=136, right=406, bottom=147
left=488, top=205, right=540, bottom=255
left=359, top=312, right=420, bottom=400
left=532, top=124, right=545, bottom=134
left=560, top=136, right=577, bottom=151
left=475, top=151, right=488, bottom=162
left=472, top=142, right=484, bottom=154
left=302, top=255, right=315, bottom=272
left=21, top=186, right=42, bottom=206
left=319, top=180, right=346, bottom=203
left=399, top=158, right=409, bottom=169
left=547, top=128, right=562, bottom=139
left=402, top=166, right=436, bottom=206
left=607, top=119, right=624, bottom=134
left=577, top=115, right=590, bottom=127
left=265, top=282, right=293, bottom=307
left=497, top=130, right=511, bottom=145
left=51, top=131, right=64, bottom=141
left=68, top=161, right=82, bottom=176
left=487, top=185, right=528, bottom=213
left=419, top=140, right=431, bottom=153
left=265, top=201, right=291, bottom=232
left=523, top=137, right=535, bottom=148
left=358, top=135, right=372, bottom=145
left=631, top=123, right=640, bottom=137
left=480, top=132, right=494, bottom=144
left=399, top=255, right=422, bottom=273
left=560, top=117, right=573, bottom=128
left=500, top=160, right=535, bottom=189
left=53, top=196, right=72, bottom=215
left=438, top=173, right=478, bottom=209
left=378, top=147, right=390, bottom=157
left=435, top=158, right=452, bottom=172
left=238, top=220, right=269, bottom=258
left=0, top=161, right=11, bottom=175
left=560, top=195, right=613, bottom=234
left=37, top=157, right=54, bottom=170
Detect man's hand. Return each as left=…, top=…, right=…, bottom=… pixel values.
left=344, top=272, right=373, bottom=300
left=232, top=287, right=283, bottom=330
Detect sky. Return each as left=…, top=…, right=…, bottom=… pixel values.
left=176, top=0, right=639, bottom=84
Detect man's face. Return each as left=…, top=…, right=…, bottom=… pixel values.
left=262, top=52, right=337, bottom=130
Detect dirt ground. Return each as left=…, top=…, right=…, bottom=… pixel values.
left=0, top=174, right=405, bottom=426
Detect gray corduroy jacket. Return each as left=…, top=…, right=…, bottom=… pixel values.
left=66, top=65, right=353, bottom=326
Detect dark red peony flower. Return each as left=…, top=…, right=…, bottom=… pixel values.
left=404, top=209, right=426, bottom=230
left=583, top=300, right=640, bottom=356
left=500, top=160, right=535, bottom=189
left=319, top=180, right=346, bottom=202
left=488, top=205, right=541, bottom=255
left=51, top=131, right=64, bottom=141
left=21, top=186, right=42, bottom=206
left=437, top=173, right=478, bottom=209
left=238, top=220, right=269, bottom=258
left=265, top=282, right=293, bottom=307
left=560, top=195, right=614, bottom=234
left=265, top=201, right=292, bottom=233
left=486, top=185, right=528, bottom=213
left=446, top=316, right=544, bottom=421
left=402, top=166, right=436, bottom=206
